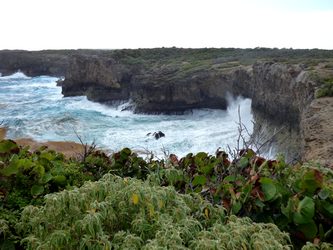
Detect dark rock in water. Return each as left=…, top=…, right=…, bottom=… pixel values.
left=154, top=131, right=165, bottom=140
left=147, top=131, right=165, bottom=140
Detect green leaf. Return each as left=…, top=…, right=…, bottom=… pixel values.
left=281, top=198, right=295, bottom=221
left=192, top=175, right=207, bottom=186
left=238, top=157, right=248, bottom=169
left=255, top=199, right=265, bottom=209
left=0, top=163, right=19, bottom=176
left=40, top=172, right=53, bottom=184
left=120, top=148, right=131, bottom=159
left=259, top=177, right=277, bottom=201
left=0, top=140, right=19, bottom=154
left=321, top=200, right=333, bottom=218
left=232, top=201, right=242, bottom=214
left=194, top=152, right=207, bottom=169
left=244, top=149, right=256, bottom=158
left=10, top=158, right=34, bottom=171
left=200, top=163, right=215, bottom=175
left=40, top=151, right=56, bottom=161
left=300, top=169, right=323, bottom=195
left=31, top=185, right=44, bottom=196
left=318, top=188, right=330, bottom=200
left=32, top=164, right=45, bottom=178
left=223, top=175, right=236, bottom=182
left=297, top=220, right=317, bottom=239
left=293, top=196, right=315, bottom=225
left=53, top=175, right=67, bottom=186
left=195, top=152, right=208, bottom=160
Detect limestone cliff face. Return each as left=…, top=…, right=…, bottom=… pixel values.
left=61, top=55, right=131, bottom=102
left=130, top=69, right=231, bottom=113
left=232, top=63, right=315, bottom=124
left=301, top=98, right=333, bottom=167
left=230, top=63, right=317, bottom=162
left=61, top=56, right=233, bottom=113
left=0, top=50, right=70, bottom=76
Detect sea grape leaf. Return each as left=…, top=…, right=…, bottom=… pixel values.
left=195, top=152, right=208, bottom=161
left=281, top=198, right=296, bottom=221
left=40, top=151, right=56, bottom=161
left=194, top=152, right=207, bottom=169
left=31, top=184, right=44, bottom=196
left=300, top=169, right=323, bottom=195
left=0, top=140, right=19, bottom=154
left=244, top=149, right=256, bottom=158
left=200, top=163, right=215, bottom=175
left=40, top=172, right=53, bottom=184
left=192, top=175, right=207, bottom=186
left=259, top=177, right=277, bottom=201
left=120, top=148, right=131, bottom=160
left=293, top=196, right=315, bottom=225
left=0, top=164, right=19, bottom=176
left=32, top=164, right=45, bottom=178
left=53, top=175, right=67, bottom=186
left=297, top=220, right=318, bottom=239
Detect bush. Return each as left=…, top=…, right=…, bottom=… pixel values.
left=315, top=78, right=333, bottom=98
left=148, top=150, right=333, bottom=247
left=2, top=139, right=333, bottom=249
left=17, top=174, right=291, bottom=249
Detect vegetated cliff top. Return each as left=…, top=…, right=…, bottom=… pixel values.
left=2, top=47, right=333, bottom=63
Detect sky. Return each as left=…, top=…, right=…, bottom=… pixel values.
left=0, top=0, right=333, bottom=50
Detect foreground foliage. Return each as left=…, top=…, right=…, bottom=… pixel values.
left=18, top=174, right=291, bottom=249
left=1, top=139, right=333, bottom=249
left=154, top=150, right=333, bottom=244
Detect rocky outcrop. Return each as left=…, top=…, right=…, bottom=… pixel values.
left=130, top=69, right=231, bottom=113
left=61, top=55, right=131, bottom=102
left=0, top=50, right=71, bottom=76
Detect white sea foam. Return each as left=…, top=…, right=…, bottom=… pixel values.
left=0, top=71, right=31, bottom=80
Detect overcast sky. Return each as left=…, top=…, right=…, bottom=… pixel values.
left=1, top=0, right=332, bottom=50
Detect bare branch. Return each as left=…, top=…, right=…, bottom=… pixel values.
left=73, top=129, right=97, bottom=163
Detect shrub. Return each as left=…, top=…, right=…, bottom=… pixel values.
left=17, top=174, right=291, bottom=249
left=315, top=78, right=333, bottom=98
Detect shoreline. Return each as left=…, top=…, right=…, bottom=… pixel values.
left=0, top=127, right=85, bottom=158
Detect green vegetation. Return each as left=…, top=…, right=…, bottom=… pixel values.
left=315, top=78, right=333, bottom=98
left=17, top=175, right=290, bottom=249
left=1, top=139, right=333, bottom=249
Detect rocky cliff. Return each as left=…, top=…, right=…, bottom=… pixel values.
left=1, top=48, right=332, bottom=165
left=0, top=50, right=71, bottom=76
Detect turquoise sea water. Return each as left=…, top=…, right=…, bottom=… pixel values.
left=0, top=73, right=253, bottom=157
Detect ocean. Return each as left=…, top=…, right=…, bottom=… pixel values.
left=0, top=72, right=253, bottom=158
